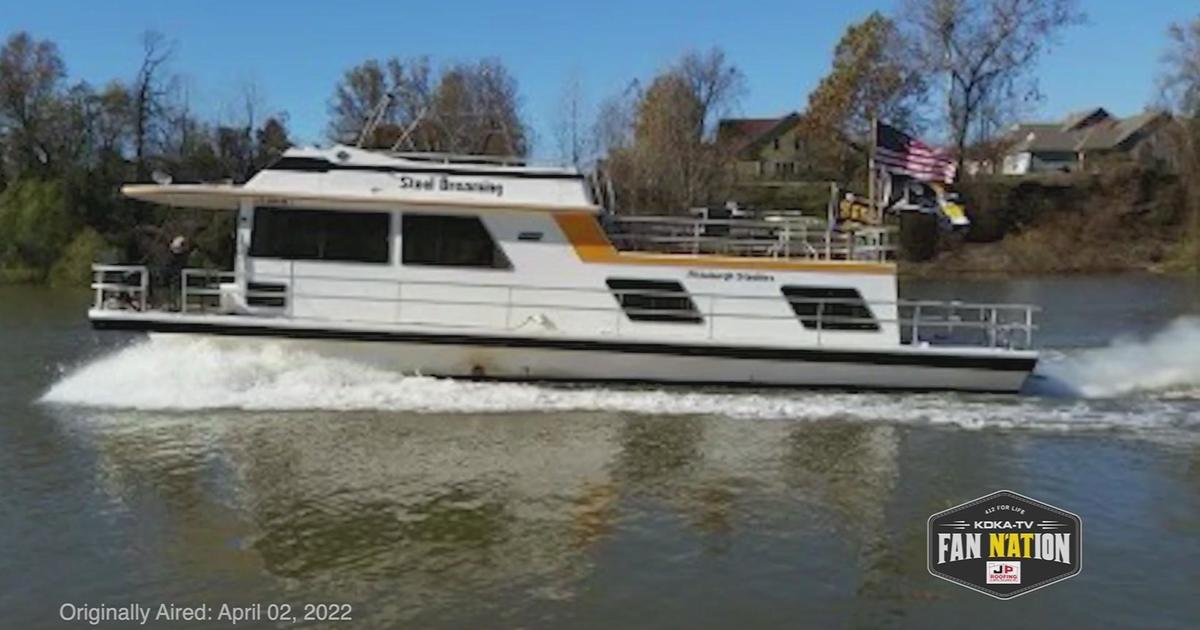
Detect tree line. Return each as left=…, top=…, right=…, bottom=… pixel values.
left=317, top=0, right=1093, bottom=213
left=3, top=0, right=1200, bottom=283
left=0, top=31, right=292, bottom=284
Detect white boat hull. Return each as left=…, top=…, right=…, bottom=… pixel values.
left=211, top=336, right=1032, bottom=393
left=91, top=311, right=1037, bottom=394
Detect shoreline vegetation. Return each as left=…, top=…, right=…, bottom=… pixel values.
left=3, top=4, right=1200, bottom=286
left=900, top=167, right=1200, bottom=276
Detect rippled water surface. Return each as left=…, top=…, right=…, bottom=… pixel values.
left=3, top=276, right=1200, bottom=629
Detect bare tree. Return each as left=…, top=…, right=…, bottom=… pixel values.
left=1162, top=17, right=1200, bottom=116
left=552, top=70, right=589, bottom=167
left=215, top=78, right=272, bottom=179
left=676, top=47, right=745, bottom=139
left=903, top=0, right=1084, bottom=168
left=227, top=78, right=266, bottom=136
left=131, top=31, right=176, bottom=179
left=1159, top=16, right=1200, bottom=265
left=591, top=83, right=637, bottom=157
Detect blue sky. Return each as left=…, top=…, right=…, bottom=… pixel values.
left=4, top=0, right=1195, bottom=158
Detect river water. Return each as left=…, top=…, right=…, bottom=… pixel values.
left=2, top=275, right=1199, bottom=629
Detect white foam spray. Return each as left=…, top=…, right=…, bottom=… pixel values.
left=1032, top=317, right=1200, bottom=399
left=37, top=333, right=1199, bottom=435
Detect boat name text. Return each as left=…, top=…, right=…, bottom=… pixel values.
left=394, top=174, right=504, bottom=197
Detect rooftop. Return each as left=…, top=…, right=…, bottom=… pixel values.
left=717, top=113, right=802, bottom=157
left=1006, top=109, right=1172, bottom=154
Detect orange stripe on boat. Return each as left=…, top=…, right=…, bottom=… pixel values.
left=553, top=213, right=896, bottom=274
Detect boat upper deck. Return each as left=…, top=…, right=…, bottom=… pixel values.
left=602, top=215, right=894, bottom=263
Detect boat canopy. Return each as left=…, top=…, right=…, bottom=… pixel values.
left=121, top=145, right=601, bottom=214
left=120, top=183, right=601, bottom=214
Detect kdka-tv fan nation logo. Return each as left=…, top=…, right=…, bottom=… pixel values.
left=927, top=490, right=1081, bottom=599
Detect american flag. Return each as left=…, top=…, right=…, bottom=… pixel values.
left=874, top=121, right=957, bottom=183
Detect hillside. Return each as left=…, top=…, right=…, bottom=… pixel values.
left=900, top=167, right=1198, bottom=275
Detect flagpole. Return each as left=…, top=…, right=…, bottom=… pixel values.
left=868, top=117, right=878, bottom=222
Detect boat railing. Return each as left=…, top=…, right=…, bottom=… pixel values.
left=602, top=215, right=896, bottom=262
left=91, top=265, right=1037, bottom=350
left=180, top=269, right=292, bottom=313
left=90, top=264, right=149, bottom=312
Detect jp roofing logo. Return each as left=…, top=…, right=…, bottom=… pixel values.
left=928, top=490, right=1081, bottom=599
left=985, top=561, right=1021, bottom=584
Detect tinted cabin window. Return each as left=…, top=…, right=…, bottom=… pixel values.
left=607, top=278, right=702, bottom=324
left=250, top=207, right=390, bottom=263
left=402, top=214, right=511, bottom=269
left=782, top=286, right=879, bottom=331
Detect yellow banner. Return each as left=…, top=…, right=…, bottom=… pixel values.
left=837, top=196, right=882, bottom=226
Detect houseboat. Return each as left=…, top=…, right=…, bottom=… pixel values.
left=89, top=145, right=1039, bottom=393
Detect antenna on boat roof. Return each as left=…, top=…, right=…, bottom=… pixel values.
left=356, top=93, right=394, bottom=148
left=389, top=107, right=429, bottom=152
left=586, top=165, right=617, bottom=214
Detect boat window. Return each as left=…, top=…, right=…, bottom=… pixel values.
left=782, top=286, right=879, bottom=331
left=250, top=207, right=390, bottom=263
left=607, top=278, right=702, bottom=324
left=401, top=214, right=512, bottom=269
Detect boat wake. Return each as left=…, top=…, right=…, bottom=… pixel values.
left=1029, top=316, right=1200, bottom=399
left=38, top=324, right=1200, bottom=436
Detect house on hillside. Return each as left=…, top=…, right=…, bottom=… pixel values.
left=717, top=113, right=818, bottom=181
left=1000, top=108, right=1174, bottom=175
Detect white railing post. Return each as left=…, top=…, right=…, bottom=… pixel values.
left=395, top=280, right=404, bottom=323
left=615, top=295, right=622, bottom=337
left=505, top=286, right=514, bottom=330
left=1028, top=308, right=1033, bottom=349
left=139, top=268, right=148, bottom=311
left=912, top=304, right=922, bottom=345
left=93, top=266, right=102, bottom=308
left=288, top=261, right=296, bottom=318
left=708, top=295, right=716, bottom=340
left=989, top=308, right=998, bottom=348
left=816, top=300, right=824, bottom=347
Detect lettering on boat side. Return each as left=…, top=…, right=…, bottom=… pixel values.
left=393, top=174, right=505, bottom=197
left=686, top=270, right=775, bottom=282
left=928, top=490, right=1082, bottom=599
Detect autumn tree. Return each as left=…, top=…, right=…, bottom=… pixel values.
left=803, top=11, right=924, bottom=181
left=903, top=0, right=1084, bottom=168
left=255, top=116, right=291, bottom=168
left=598, top=48, right=744, bottom=212
left=327, top=58, right=402, bottom=145
left=327, top=57, right=528, bottom=156
left=629, top=73, right=706, bottom=209
left=0, top=32, right=67, bottom=176
left=91, top=81, right=133, bottom=160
